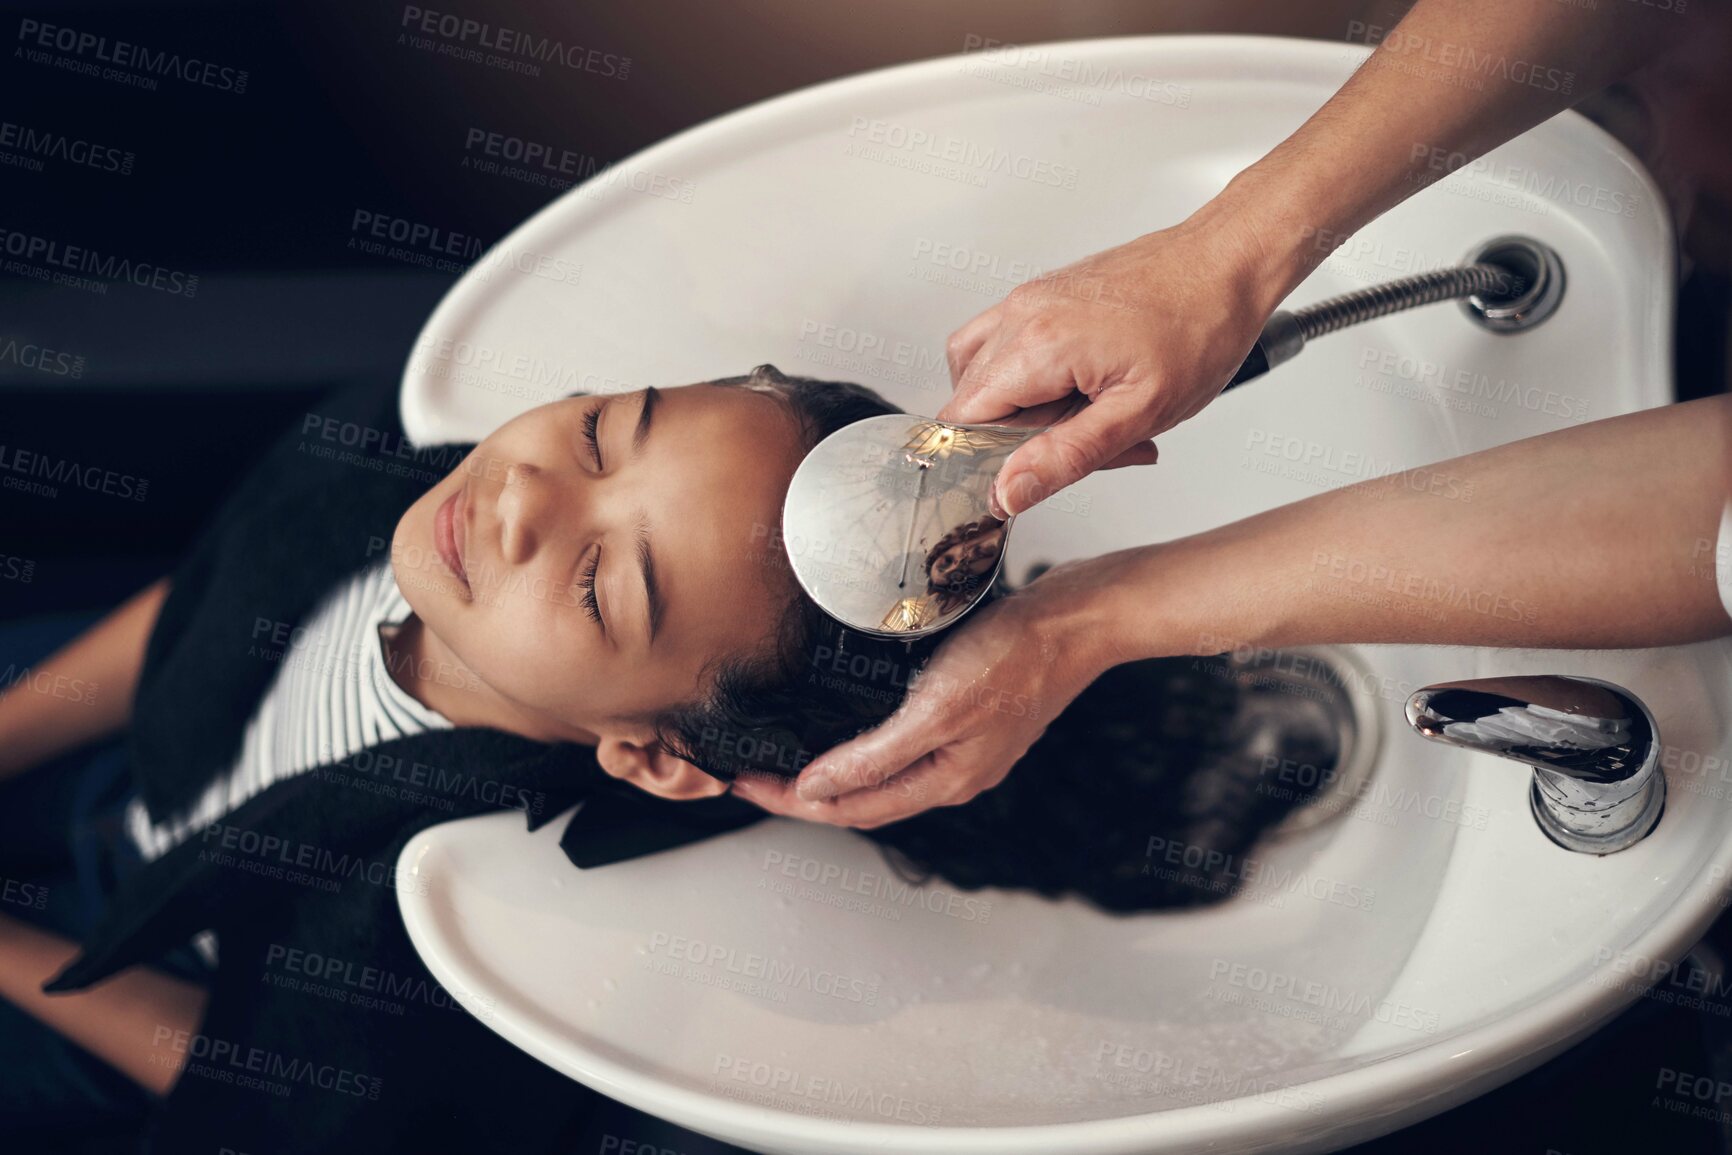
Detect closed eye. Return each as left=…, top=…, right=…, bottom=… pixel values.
left=581, top=403, right=604, bottom=470
left=577, top=545, right=603, bottom=627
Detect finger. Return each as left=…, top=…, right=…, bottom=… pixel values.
left=828, top=747, right=1021, bottom=829
left=793, top=704, right=948, bottom=801
left=803, top=758, right=954, bottom=829
left=941, top=338, right=1079, bottom=427
left=992, top=387, right=1152, bottom=516
left=730, top=773, right=846, bottom=821
left=734, top=759, right=934, bottom=829
left=1098, top=439, right=1160, bottom=470
left=936, top=333, right=1013, bottom=424
left=945, top=307, right=1000, bottom=388
left=1002, top=394, right=1087, bottom=430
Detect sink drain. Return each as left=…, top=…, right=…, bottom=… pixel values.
left=1215, top=644, right=1385, bottom=841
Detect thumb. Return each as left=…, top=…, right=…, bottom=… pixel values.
left=795, top=707, right=944, bottom=802
left=992, top=392, right=1144, bottom=516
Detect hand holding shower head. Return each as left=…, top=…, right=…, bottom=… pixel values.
left=781, top=236, right=1564, bottom=640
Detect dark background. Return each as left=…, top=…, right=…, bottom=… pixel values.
left=3, top=2, right=1730, bottom=1152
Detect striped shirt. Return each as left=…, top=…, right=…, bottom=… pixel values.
left=126, top=557, right=455, bottom=861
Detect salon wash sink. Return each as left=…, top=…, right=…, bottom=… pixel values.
left=395, top=36, right=1732, bottom=1155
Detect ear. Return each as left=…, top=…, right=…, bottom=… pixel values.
left=595, top=734, right=728, bottom=800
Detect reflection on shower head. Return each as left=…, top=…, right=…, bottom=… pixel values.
left=878, top=514, right=1006, bottom=633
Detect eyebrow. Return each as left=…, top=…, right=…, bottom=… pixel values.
left=632, top=387, right=663, bottom=645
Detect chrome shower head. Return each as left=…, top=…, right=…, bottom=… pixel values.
left=781, top=414, right=1041, bottom=639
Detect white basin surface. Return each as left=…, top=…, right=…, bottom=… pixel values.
left=395, top=35, right=1732, bottom=1155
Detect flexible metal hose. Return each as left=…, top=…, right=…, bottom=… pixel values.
left=1289, top=262, right=1517, bottom=342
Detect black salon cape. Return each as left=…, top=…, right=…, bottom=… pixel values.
left=44, top=373, right=766, bottom=1153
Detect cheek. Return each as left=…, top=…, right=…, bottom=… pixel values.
left=392, top=497, right=423, bottom=560
left=473, top=601, right=599, bottom=707
left=387, top=506, right=428, bottom=604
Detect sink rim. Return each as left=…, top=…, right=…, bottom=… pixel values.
left=402, top=797, right=1731, bottom=1155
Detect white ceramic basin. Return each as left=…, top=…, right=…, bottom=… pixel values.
left=396, top=35, right=1732, bottom=1155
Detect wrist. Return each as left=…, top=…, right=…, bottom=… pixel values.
left=1047, top=547, right=1191, bottom=673
left=1079, top=534, right=1280, bottom=667
left=1018, top=554, right=1135, bottom=684
left=1190, top=155, right=1365, bottom=313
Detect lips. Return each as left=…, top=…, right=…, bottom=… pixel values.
left=434, top=482, right=471, bottom=591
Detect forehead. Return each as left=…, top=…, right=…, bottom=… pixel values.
left=660, top=380, right=802, bottom=441
left=640, top=382, right=809, bottom=681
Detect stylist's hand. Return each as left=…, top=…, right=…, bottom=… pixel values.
left=942, top=212, right=1284, bottom=518
left=728, top=556, right=1125, bottom=828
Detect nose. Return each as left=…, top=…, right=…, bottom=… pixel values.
left=494, top=461, right=566, bottom=565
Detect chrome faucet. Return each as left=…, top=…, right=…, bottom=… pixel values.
left=1405, top=675, right=1665, bottom=854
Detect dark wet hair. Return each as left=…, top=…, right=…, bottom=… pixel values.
left=655, top=365, right=1332, bottom=913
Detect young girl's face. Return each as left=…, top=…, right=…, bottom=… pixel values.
left=391, top=383, right=808, bottom=792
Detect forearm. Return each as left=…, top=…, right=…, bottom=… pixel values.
left=0, top=576, right=170, bottom=780
left=1094, top=396, right=1731, bottom=661
left=1196, top=0, right=1685, bottom=305
left=0, top=912, right=207, bottom=1097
